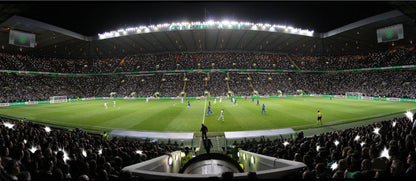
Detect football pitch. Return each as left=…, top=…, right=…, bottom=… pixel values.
left=0, top=97, right=415, bottom=133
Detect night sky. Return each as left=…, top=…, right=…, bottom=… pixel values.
left=3, top=1, right=396, bottom=36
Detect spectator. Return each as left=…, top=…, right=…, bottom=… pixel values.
left=406, top=152, right=416, bottom=177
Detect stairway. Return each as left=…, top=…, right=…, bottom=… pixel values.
left=226, top=73, right=231, bottom=95
left=247, top=73, right=256, bottom=95
left=205, top=73, right=209, bottom=96
left=285, top=53, right=301, bottom=70
left=112, top=57, right=126, bottom=73
left=175, top=54, right=180, bottom=70
left=154, top=75, right=164, bottom=97
left=180, top=74, right=187, bottom=97
left=194, top=136, right=226, bottom=155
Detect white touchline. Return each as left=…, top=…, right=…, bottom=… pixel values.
left=202, top=99, right=207, bottom=124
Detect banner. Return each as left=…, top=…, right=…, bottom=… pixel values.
left=1, top=64, right=416, bottom=77
left=0, top=103, right=9, bottom=107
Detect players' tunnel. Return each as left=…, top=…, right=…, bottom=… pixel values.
left=179, top=153, right=244, bottom=174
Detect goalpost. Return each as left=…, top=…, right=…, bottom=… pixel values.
left=50, top=96, right=68, bottom=103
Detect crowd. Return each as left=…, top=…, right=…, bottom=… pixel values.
left=2, top=47, right=416, bottom=74
left=159, top=74, right=182, bottom=97
left=183, top=73, right=206, bottom=97
left=232, top=116, right=416, bottom=179
left=206, top=72, right=228, bottom=97
left=0, top=117, right=183, bottom=181
left=1, top=67, right=415, bottom=103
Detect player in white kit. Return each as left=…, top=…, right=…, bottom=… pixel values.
left=218, top=109, right=224, bottom=122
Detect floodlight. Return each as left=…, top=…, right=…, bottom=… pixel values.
left=277, top=25, right=286, bottom=29
left=97, top=20, right=315, bottom=39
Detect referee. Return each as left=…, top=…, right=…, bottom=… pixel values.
left=317, top=110, right=322, bottom=126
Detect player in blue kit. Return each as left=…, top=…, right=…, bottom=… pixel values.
left=188, top=100, right=190, bottom=108
left=234, top=98, right=236, bottom=104
left=257, top=99, right=260, bottom=106
left=262, top=104, right=266, bottom=114
left=209, top=101, right=211, bottom=106
left=207, top=105, right=213, bottom=115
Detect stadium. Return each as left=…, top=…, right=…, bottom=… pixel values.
left=1, top=1, right=416, bottom=180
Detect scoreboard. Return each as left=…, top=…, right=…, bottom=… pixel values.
left=9, top=29, right=36, bottom=48
left=377, top=24, right=404, bottom=43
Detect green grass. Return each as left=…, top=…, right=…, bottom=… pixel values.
left=0, top=97, right=415, bottom=133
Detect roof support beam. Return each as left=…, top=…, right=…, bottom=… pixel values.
left=321, top=10, right=403, bottom=38
left=234, top=31, right=247, bottom=49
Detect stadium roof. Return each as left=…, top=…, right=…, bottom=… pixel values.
left=0, top=1, right=416, bottom=57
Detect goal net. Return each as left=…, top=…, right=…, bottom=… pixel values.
left=50, top=96, right=67, bottom=103
left=345, top=92, right=363, bottom=98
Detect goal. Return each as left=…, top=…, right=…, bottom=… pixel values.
left=345, top=92, right=363, bottom=99
left=345, top=92, right=363, bottom=97
left=50, top=96, right=67, bottom=103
